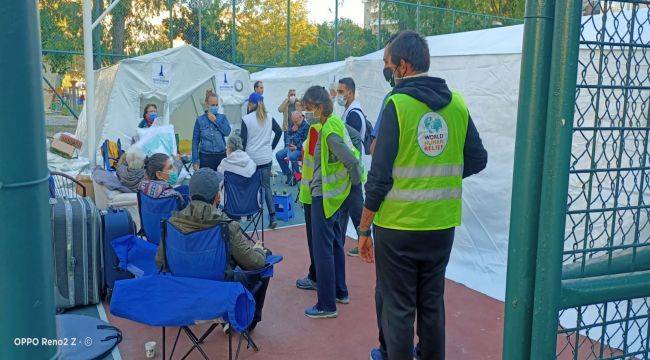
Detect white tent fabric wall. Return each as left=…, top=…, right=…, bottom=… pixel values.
left=75, top=45, right=251, bottom=160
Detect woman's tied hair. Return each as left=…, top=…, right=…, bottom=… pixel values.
left=205, top=90, right=218, bottom=105
left=144, top=153, right=170, bottom=180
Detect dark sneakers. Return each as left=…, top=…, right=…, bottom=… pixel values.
left=304, top=306, right=338, bottom=319
left=296, top=277, right=317, bottom=290
left=269, top=215, right=278, bottom=229
left=336, top=296, right=350, bottom=304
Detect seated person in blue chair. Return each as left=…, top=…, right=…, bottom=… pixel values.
left=139, top=153, right=186, bottom=207
left=155, top=167, right=271, bottom=331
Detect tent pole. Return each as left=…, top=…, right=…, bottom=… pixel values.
left=83, top=0, right=96, bottom=167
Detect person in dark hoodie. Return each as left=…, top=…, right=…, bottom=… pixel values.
left=358, top=30, right=488, bottom=360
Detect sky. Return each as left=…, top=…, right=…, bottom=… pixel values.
left=307, top=0, right=365, bottom=26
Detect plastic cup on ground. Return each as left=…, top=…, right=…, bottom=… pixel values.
left=145, top=341, right=156, bottom=358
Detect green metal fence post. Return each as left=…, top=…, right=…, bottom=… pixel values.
left=377, top=0, right=382, bottom=49
left=334, top=0, right=339, bottom=61
left=528, top=0, right=583, bottom=358
left=501, top=0, right=556, bottom=359
left=168, top=0, right=174, bottom=47
left=287, top=0, right=291, bottom=65
left=93, top=0, right=103, bottom=68
left=451, top=10, right=456, bottom=33
left=231, top=0, right=236, bottom=63
left=416, top=1, right=420, bottom=33
left=0, top=1, right=57, bottom=359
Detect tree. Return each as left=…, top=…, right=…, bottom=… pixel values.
left=39, top=0, right=84, bottom=75
left=169, top=1, right=233, bottom=61
left=367, top=0, right=524, bottom=43
left=235, top=0, right=316, bottom=66
left=294, top=19, right=376, bottom=65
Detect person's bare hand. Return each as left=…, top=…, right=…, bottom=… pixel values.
left=207, top=112, right=217, bottom=123
left=359, top=235, right=374, bottom=263
left=288, top=144, right=297, bottom=151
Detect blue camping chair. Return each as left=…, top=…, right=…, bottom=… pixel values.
left=100, top=139, right=124, bottom=172
left=110, top=220, right=282, bottom=360
left=137, top=191, right=183, bottom=245
left=161, top=220, right=282, bottom=359
left=222, top=170, right=264, bottom=244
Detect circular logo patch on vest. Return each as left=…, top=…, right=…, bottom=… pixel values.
left=418, top=112, right=448, bottom=157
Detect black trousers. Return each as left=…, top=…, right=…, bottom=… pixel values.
left=339, top=184, right=363, bottom=246
left=304, top=203, right=317, bottom=282
left=233, top=272, right=270, bottom=329
left=199, top=151, right=226, bottom=172
left=375, top=225, right=454, bottom=360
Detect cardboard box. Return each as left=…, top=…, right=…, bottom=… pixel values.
left=59, top=133, right=83, bottom=149
left=50, top=139, right=76, bottom=159
left=75, top=174, right=95, bottom=201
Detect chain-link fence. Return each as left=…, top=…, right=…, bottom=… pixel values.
left=39, top=0, right=522, bottom=129
left=374, top=0, right=523, bottom=47
left=556, top=1, right=650, bottom=358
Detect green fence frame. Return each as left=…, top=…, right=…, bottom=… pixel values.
left=504, top=0, right=650, bottom=358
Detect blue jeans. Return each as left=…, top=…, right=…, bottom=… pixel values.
left=311, top=196, right=347, bottom=312
left=257, top=163, right=275, bottom=218
left=275, top=147, right=301, bottom=176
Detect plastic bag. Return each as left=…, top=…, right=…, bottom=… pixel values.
left=133, top=125, right=178, bottom=157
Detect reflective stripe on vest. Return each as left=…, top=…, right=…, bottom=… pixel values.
left=392, top=164, right=463, bottom=179
left=375, top=92, right=469, bottom=231
left=320, top=115, right=352, bottom=218
left=386, top=187, right=462, bottom=202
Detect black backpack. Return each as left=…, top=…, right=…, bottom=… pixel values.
left=349, top=108, right=374, bottom=155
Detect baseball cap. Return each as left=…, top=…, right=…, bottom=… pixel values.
left=189, top=168, right=223, bottom=202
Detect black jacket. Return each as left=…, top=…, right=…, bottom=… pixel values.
left=364, top=76, right=488, bottom=212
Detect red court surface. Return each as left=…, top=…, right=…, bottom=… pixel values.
left=106, top=225, right=506, bottom=359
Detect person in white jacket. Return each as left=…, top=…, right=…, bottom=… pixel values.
left=217, top=135, right=256, bottom=178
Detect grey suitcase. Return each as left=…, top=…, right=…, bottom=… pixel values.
left=51, top=196, right=102, bottom=312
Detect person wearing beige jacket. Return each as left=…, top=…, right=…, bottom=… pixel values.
left=277, top=89, right=298, bottom=132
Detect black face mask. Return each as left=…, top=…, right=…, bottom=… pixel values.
left=383, top=67, right=395, bottom=88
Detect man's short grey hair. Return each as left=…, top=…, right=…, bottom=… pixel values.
left=125, top=147, right=145, bottom=169
left=291, top=110, right=303, bottom=120
left=227, top=135, right=244, bottom=151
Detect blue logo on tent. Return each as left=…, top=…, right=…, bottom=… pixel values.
left=158, top=65, right=164, bottom=77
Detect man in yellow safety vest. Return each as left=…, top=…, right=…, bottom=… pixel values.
left=359, top=31, right=488, bottom=360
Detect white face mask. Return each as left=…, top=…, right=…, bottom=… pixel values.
left=336, top=95, right=347, bottom=107
left=289, top=95, right=296, bottom=103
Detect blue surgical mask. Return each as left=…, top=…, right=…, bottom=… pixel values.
left=148, top=112, right=157, bottom=121
left=209, top=106, right=219, bottom=115
left=166, top=172, right=178, bottom=186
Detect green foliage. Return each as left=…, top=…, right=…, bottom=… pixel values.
left=169, top=1, right=233, bottom=61
left=39, top=0, right=83, bottom=74
left=293, top=19, right=376, bottom=66
left=375, top=0, right=524, bottom=43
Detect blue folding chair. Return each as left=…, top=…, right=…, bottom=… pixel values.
left=100, top=139, right=123, bottom=172
left=137, top=192, right=183, bottom=245
left=160, top=220, right=282, bottom=360
left=222, top=170, right=264, bottom=244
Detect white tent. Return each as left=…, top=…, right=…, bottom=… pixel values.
left=76, top=45, right=251, bottom=158
left=252, top=25, right=522, bottom=300
left=251, top=10, right=650, bottom=308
